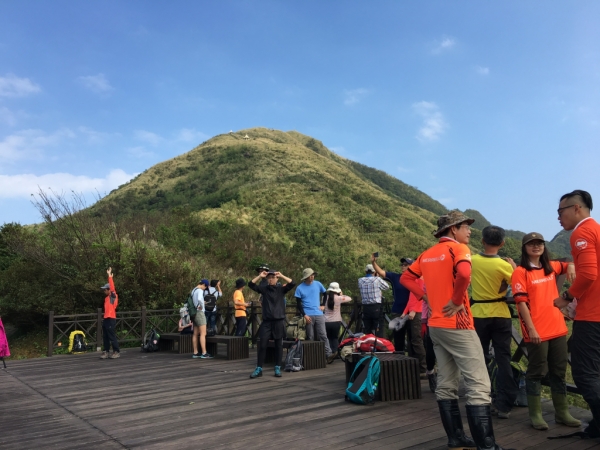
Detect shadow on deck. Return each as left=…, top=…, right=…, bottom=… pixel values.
left=1, top=349, right=598, bottom=450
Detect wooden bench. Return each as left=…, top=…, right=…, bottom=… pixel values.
left=206, top=335, right=249, bottom=360
left=345, top=352, right=421, bottom=401
left=260, top=339, right=326, bottom=370
left=158, top=333, right=193, bottom=354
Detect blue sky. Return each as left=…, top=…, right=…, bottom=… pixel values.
left=1, top=1, right=599, bottom=240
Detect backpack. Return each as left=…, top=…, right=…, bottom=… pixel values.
left=204, top=289, right=218, bottom=313
left=180, top=306, right=191, bottom=326
left=141, top=329, right=160, bottom=352
left=286, top=316, right=307, bottom=340
left=338, top=333, right=364, bottom=362
left=284, top=340, right=304, bottom=372
left=186, top=287, right=199, bottom=318
left=354, top=334, right=395, bottom=353
left=68, top=330, right=87, bottom=354
left=345, top=355, right=380, bottom=405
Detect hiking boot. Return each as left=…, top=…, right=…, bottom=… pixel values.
left=109, top=352, right=120, bottom=359
left=250, top=367, right=263, bottom=379
left=327, top=352, right=338, bottom=364
left=428, top=372, right=437, bottom=393
left=552, top=392, right=581, bottom=427
left=437, top=400, right=476, bottom=450
left=192, top=353, right=201, bottom=359
left=200, top=353, right=213, bottom=359
left=99, top=351, right=109, bottom=359
left=274, top=366, right=282, bottom=377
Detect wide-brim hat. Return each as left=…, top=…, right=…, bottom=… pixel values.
left=522, top=232, right=545, bottom=246
left=433, top=210, right=475, bottom=238
left=235, top=278, right=247, bottom=288
left=301, top=268, right=316, bottom=280
left=327, top=282, right=342, bottom=293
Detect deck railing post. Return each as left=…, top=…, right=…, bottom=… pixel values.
left=227, top=303, right=232, bottom=335
left=141, top=305, right=147, bottom=341
left=250, top=301, right=257, bottom=346
left=47, top=311, right=54, bottom=357
left=96, top=308, right=103, bottom=351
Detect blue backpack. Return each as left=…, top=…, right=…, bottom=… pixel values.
left=345, top=355, right=380, bottom=405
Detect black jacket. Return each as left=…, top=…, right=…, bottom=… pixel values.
left=249, top=281, right=296, bottom=320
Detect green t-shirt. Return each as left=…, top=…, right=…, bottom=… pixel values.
left=470, top=253, right=514, bottom=319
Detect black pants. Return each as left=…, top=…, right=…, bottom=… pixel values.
left=235, top=317, right=247, bottom=336
left=424, top=326, right=436, bottom=371
left=257, top=319, right=284, bottom=367
left=102, top=318, right=120, bottom=353
left=474, top=317, right=518, bottom=412
left=405, top=313, right=427, bottom=373
left=393, top=320, right=407, bottom=352
left=325, top=321, right=341, bottom=352
left=362, top=303, right=384, bottom=337
left=571, top=321, right=600, bottom=422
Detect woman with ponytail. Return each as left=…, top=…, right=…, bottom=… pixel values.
left=323, top=282, right=352, bottom=361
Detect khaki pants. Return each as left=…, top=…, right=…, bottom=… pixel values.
left=430, top=327, right=491, bottom=405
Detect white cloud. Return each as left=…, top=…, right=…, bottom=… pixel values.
left=0, top=128, right=75, bottom=162
left=127, top=146, right=155, bottom=158
left=0, top=74, right=41, bottom=97
left=412, top=101, right=448, bottom=143
left=343, top=88, right=369, bottom=106
left=134, top=129, right=163, bottom=146
left=432, top=36, right=456, bottom=54
left=78, top=126, right=117, bottom=144
left=0, top=169, right=136, bottom=199
left=77, top=73, right=114, bottom=93
left=476, top=66, right=490, bottom=75
left=0, top=107, right=17, bottom=126
left=175, top=128, right=208, bottom=143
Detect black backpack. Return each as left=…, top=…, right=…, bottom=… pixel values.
left=72, top=333, right=86, bottom=353
left=284, top=340, right=304, bottom=372
left=141, top=329, right=160, bottom=352
left=204, top=289, right=218, bottom=312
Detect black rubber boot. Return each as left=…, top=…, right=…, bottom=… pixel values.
left=437, top=400, right=476, bottom=450
left=465, top=404, right=515, bottom=450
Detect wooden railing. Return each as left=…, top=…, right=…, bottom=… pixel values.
left=47, top=298, right=378, bottom=356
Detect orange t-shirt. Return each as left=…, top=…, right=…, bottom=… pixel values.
left=103, top=277, right=118, bottom=319
left=408, top=237, right=474, bottom=330
left=233, top=290, right=246, bottom=318
left=511, top=261, right=568, bottom=342
left=569, top=218, right=600, bottom=322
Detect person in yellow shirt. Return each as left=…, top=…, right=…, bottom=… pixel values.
left=471, top=226, right=518, bottom=419
left=233, top=278, right=251, bottom=336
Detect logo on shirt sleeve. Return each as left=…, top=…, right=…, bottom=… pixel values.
left=575, top=239, right=588, bottom=250
left=465, top=254, right=471, bottom=260
left=515, top=283, right=523, bottom=291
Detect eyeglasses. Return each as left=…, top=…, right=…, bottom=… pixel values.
left=458, top=224, right=471, bottom=230
left=557, top=204, right=576, bottom=217
left=525, top=241, right=545, bottom=247
left=401, top=263, right=409, bottom=267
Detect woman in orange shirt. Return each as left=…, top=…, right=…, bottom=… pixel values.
left=512, top=232, right=580, bottom=430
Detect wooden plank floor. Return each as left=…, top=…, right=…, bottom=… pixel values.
left=1, top=348, right=599, bottom=449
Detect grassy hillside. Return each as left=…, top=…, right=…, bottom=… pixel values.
left=0, top=127, right=569, bottom=324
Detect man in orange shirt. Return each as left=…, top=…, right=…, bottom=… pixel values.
left=100, top=267, right=120, bottom=359
left=554, top=189, right=600, bottom=439
left=402, top=211, right=512, bottom=450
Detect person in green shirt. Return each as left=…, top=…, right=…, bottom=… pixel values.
left=471, top=225, right=518, bottom=419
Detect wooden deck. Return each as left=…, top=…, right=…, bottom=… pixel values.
left=1, top=348, right=599, bottom=450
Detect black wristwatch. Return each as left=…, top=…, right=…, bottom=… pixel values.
left=562, top=290, right=574, bottom=302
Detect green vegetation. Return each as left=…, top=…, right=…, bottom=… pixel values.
left=0, top=127, right=568, bottom=331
